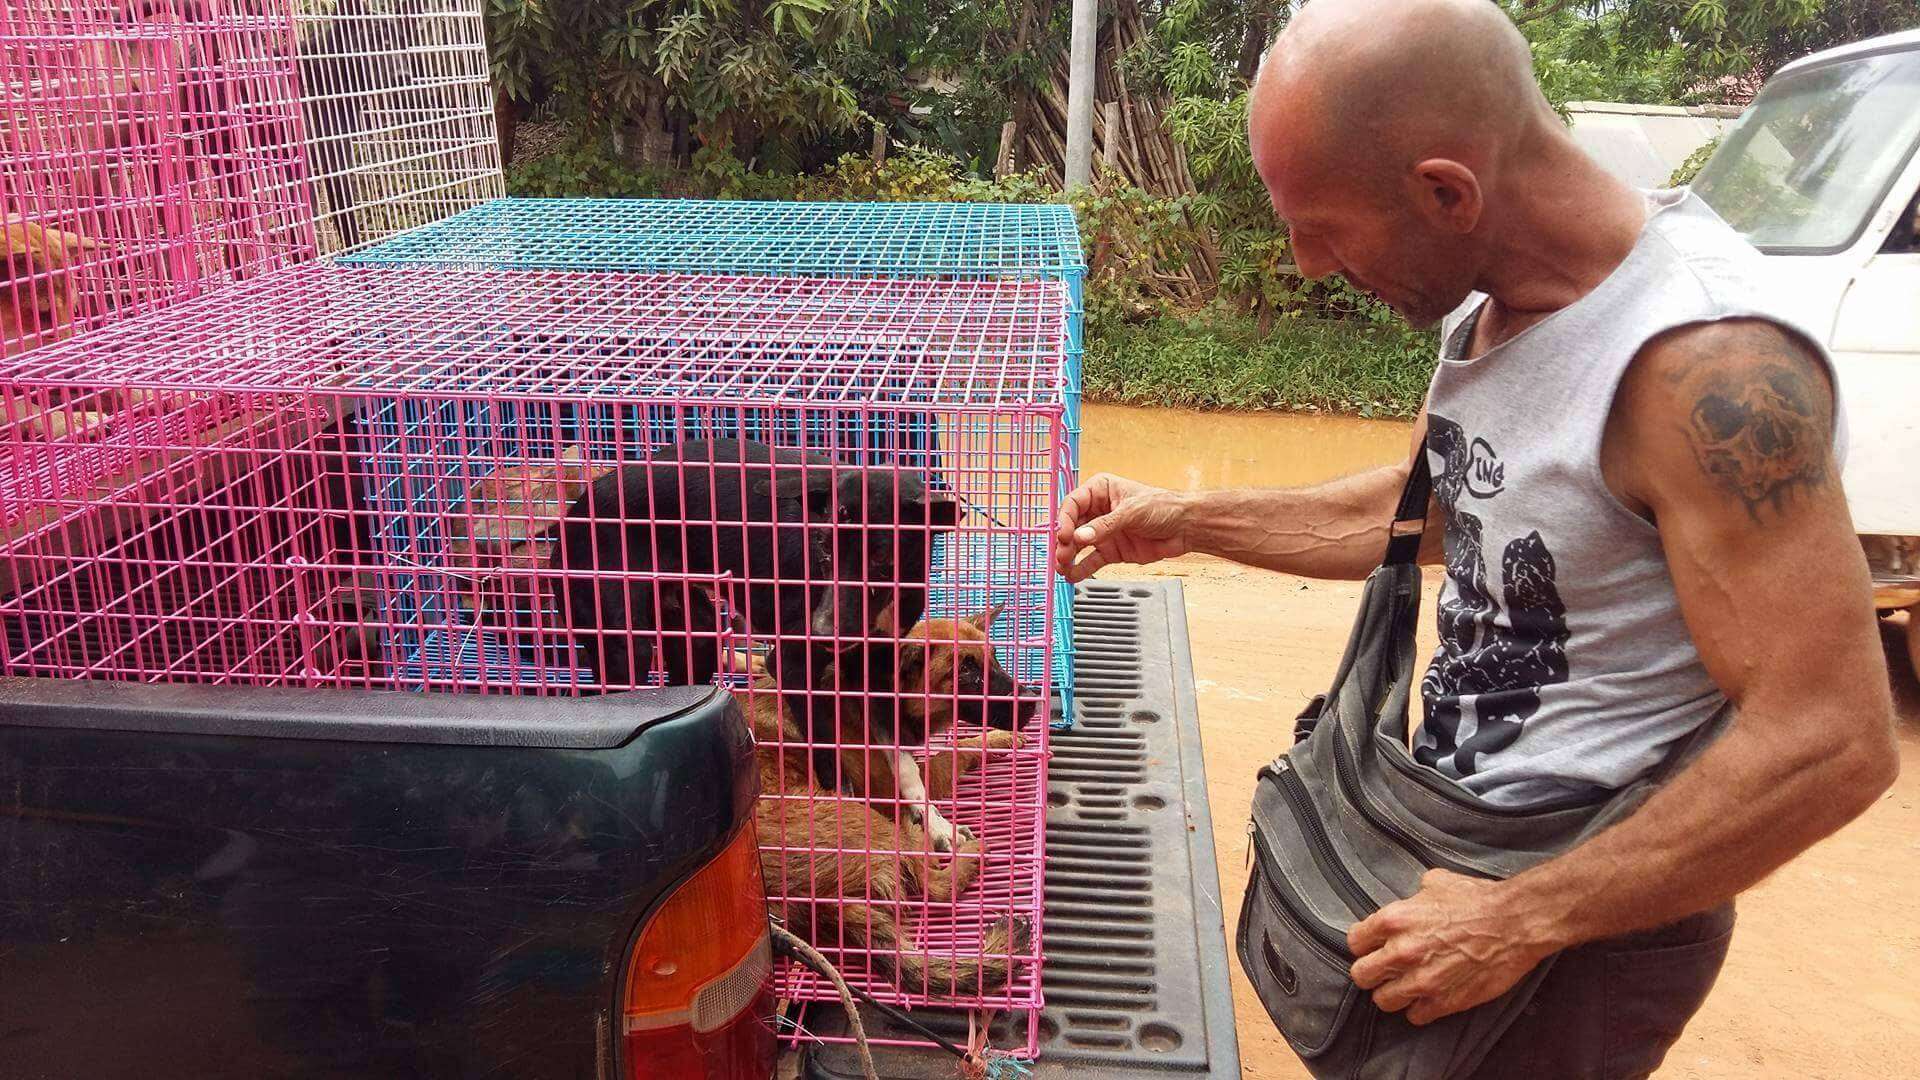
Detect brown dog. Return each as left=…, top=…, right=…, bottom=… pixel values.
left=445, top=449, right=608, bottom=626
left=4, top=219, right=109, bottom=441
left=830, top=606, right=1025, bottom=853
left=2, top=218, right=96, bottom=358
left=747, top=612, right=1029, bottom=993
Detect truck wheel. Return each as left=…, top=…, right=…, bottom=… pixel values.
left=1907, top=606, right=1920, bottom=685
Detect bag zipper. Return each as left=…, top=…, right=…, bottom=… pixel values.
left=1252, top=828, right=1354, bottom=963
left=1330, top=707, right=1486, bottom=878
left=1274, top=758, right=1380, bottom=918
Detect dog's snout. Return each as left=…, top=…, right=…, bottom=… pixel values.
left=987, top=696, right=1019, bottom=730
left=811, top=586, right=874, bottom=649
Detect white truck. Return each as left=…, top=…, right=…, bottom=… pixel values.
left=1689, top=29, right=1920, bottom=678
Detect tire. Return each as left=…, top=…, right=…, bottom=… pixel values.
left=1906, top=606, right=1920, bottom=685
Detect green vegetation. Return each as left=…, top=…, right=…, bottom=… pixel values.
left=1087, top=307, right=1434, bottom=417
left=483, top=0, right=1919, bottom=415
left=1667, top=135, right=1722, bottom=187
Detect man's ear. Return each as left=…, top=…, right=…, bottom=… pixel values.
left=1407, top=158, right=1483, bottom=235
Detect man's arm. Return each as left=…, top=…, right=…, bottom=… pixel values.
left=1348, top=320, right=1899, bottom=1025
left=1054, top=412, right=1441, bottom=582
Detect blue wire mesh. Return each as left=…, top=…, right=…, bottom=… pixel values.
left=339, top=198, right=1084, bottom=279
left=340, top=197, right=1085, bottom=451
left=346, top=199, right=1083, bottom=718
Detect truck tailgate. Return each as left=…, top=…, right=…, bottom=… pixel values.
left=0, top=681, right=755, bottom=1080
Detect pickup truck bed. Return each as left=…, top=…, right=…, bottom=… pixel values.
left=0, top=581, right=1235, bottom=1079
left=801, top=581, right=1241, bottom=1078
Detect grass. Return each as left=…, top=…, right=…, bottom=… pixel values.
left=1085, top=306, right=1436, bottom=419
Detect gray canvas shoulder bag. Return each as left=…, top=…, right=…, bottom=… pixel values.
left=1235, top=449, right=1730, bottom=1079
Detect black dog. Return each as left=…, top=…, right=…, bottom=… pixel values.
left=552, top=438, right=957, bottom=693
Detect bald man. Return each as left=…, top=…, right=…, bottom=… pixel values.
left=1054, top=1, right=1898, bottom=1075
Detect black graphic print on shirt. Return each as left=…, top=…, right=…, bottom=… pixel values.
left=1417, top=415, right=1572, bottom=778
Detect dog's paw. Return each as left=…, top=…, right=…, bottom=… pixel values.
left=988, top=914, right=1034, bottom=956
left=1009, top=914, right=1034, bottom=953
left=928, top=823, right=955, bottom=854
left=940, top=820, right=977, bottom=853
left=945, top=831, right=984, bottom=860
left=925, top=811, right=972, bottom=854
left=982, top=729, right=1025, bottom=751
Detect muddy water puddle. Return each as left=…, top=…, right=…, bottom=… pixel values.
left=1081, top=403, right=1413, bottom=490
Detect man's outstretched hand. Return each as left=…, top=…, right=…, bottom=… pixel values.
left=1348, top=869, right=1562, bottom=1027
left=1053, top=473, right=1190, bottom=582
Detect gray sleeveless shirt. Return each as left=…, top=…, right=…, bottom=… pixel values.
left=1415, top=189, right=1845, bottom=807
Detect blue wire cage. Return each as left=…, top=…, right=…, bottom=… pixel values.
left=344, top=199, right=1085, bottom=720
left=330, top=266, right=1069, bottom=716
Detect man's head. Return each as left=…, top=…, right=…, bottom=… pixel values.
left=1248, top=0, right=1562, bottom=327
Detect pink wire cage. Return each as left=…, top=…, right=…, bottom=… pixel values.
left=2, top=0, right=1062, bottom=1059
left=0, top=262, right=1067, bottom=1050
left=1, top=1, right=319, bottom=365
left=290, top=0, right=504, bottom=254
left=2, top=0, right=505, bottom=366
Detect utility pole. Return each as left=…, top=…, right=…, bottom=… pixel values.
left=1063, top=0, right=1097, bottom=189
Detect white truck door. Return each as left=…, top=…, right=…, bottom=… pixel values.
left=1829, top=183, right=1920, bottom=538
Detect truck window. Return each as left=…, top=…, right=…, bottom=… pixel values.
left=1885, top=187, right=1920, bottom=254
left=1694, top=46, right=1920, bottom=254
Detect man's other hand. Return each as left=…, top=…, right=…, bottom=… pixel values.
left=1053, top=473, right=1189, bottom=582
left=1348, top=869, right=1561, bottom=1026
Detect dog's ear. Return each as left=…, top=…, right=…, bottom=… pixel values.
left=871, top=599, right=900, bottom=637
left=553, top=447, right=600, bottom=504
left=968, top=602, right=1006, bottom=633
left=53, top=228, right=99, bottom=256
left=927, top=493, right=961, bottom=529
left=896, top=640, right=927, bottom=688
left=760, top=468, right=836, bottom=517
left=13, top=222, right=97, bottom=266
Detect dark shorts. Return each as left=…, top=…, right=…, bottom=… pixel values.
left=1469, top=902, right=1737, bottom=1080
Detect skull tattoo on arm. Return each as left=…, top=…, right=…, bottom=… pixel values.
left=1670, top=325, right=1834, bottom=524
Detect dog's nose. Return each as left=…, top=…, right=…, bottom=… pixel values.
left=812, top=587, right=872, bottom=649
left=988, top=697, right=1019, bottom=730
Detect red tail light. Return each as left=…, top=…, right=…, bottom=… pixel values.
left=622, top=825, right=778, bottom=1079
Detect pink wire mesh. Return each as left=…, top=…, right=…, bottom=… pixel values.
left=0, top=263, right=1065, bottom=1046
left=1, top=1, right=317, bottom=363
left=2, top=1, right=1054, bottom=1053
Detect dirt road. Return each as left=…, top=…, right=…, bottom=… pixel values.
left=1081, top=404, right=1920, bottom=1078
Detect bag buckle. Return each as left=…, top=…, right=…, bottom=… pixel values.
left=1292, top=693, right=1328, bottom=744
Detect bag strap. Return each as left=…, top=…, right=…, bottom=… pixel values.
left=1382, top=441, right=1432, bottom=567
